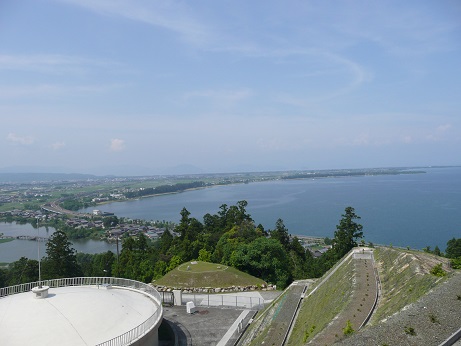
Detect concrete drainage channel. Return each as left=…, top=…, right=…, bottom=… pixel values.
left=281, top=282, right=310, bottom=345
left=439, top=328, right=461, bottom=346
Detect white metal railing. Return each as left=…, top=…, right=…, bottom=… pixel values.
left=0, top=277, right=163, bottom=346
left=186, top=293, right=265, bottom=309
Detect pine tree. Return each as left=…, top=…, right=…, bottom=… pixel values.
left=333, top=207, right=364, bottom=259
left=42, top=230, right=82, bottom=279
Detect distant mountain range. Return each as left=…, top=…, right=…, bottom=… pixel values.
left=0, top=163, right=206, bottom=179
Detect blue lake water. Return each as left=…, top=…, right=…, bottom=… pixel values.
left=0, top=222, right=117, bottom=263
left=81, top=167, right=461, bottom=250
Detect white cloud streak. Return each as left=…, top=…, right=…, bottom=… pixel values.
left=55, top=0, right=213, bottom=46
left=0, top=54, right=119, bottom=73
left=6, top=133, right=34, bottom=145
left=184, top=88, right=252, bottom=102
left=0, top=83, right=128, bottom=99
left=50, top=142, right=66, bottom=150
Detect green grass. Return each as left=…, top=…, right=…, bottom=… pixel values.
left=288, top=256, right=355, bottom=345
left=0, top=238, right=14, bottom=244
left=0, top=203, right=24, bottom=212
left=286, top=247, right=451, bottom=346
left=154, top=261, right=266, bottom=288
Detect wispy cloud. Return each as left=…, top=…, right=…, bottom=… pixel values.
left=50, top=141, right=66, bottom=150
left=0, top=83, right=128, bottom=99
left=0, top=54, right=119, bottom=73
left=185, top=88, right=252, bottom=102
left=331, top=2, right=461, bottom=56
left=273, top=50, right=369, bottom=106
left=55, top=0, right=214, bottom=46
left=6, top=133, right=34, bottom=145
left=110, top=138, right=126, bottom=152
left=426, top=124, right=452, bottom=142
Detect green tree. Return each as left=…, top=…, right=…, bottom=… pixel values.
left=76, top=253, right=94, bottom=276
left=270, top=218, right=290, bottom=250
left=0, top=268, right=7, bottom=288
left=198, top=248, right=212, bottom=262
left=177, top=207, right=191, bottom=239
left=332, top=207, right=363, bottom=259
left=153, top=260, right=168, bottom=279
left=112, top=234, right=157, bottom=282
left=167, top=255, right=182, bottom=272
left=225, top=200, right=253, bottom=228
left=289, top=236, right=309, bottom=279
left=230, top=237, right=291, bottom=288
left=212, top=223, right=261, bottom=264
left=77, top=251, right=115, bottom=277
left=103, top=216, right=119, bottom=228
left=138, top=259, right=155, bottom=283
left=42, top=230, right=83, bottom=279
left=6, top=257, right=39, bottom=285
left=159, top=230, right=173, bottom=253
left=446, top=238, right=461, bottom=258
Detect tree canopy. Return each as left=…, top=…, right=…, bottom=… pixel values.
left=0, top=201, right=368, bottom=290
left=332, top=206, right=364, bottom=259
left=42, top=230, right=83, bottom=279
left=446, top=238, right=461, bottom=259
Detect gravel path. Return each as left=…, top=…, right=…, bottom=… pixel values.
left=336, top=271, right=461, bottom=346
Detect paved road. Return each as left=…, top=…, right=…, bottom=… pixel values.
left=162, top=305, right=255, bottom=346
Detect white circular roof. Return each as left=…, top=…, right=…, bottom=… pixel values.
left=0, top=285, right=160, bottom=345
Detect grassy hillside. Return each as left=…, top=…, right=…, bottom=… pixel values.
left=371, top=247, right=451, bottom=324
left=153, top=261, right=267, bottom=288
left=288, top=255, right=355, bottom=345
left=286, top=247, right=452, bottom=346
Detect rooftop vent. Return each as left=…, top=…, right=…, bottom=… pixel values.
left=32, top=286, right=49, bottom=299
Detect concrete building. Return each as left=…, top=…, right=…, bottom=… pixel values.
left=0, top=277, right=163, bottom=346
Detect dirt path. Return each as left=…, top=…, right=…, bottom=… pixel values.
left=308, top=250, right=378, bottom=345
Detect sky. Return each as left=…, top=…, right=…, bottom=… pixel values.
left=1, top=0, right=460, bottom=176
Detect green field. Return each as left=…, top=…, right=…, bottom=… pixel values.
left=0, top=238, right=14, bottom=244
left=154, top=261, right=266, bottom=288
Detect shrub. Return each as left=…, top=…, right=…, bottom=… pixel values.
left=302, top=325, right=316, bottom=342
left=450, top=257, right=461, bottom=269
left=343, top=320, right=354, bottom=335
left=430, top=263, right=447, bottom=277
left=429, top=313, right=439, bottom=324
left=404, top=326, right=416, bottom=336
